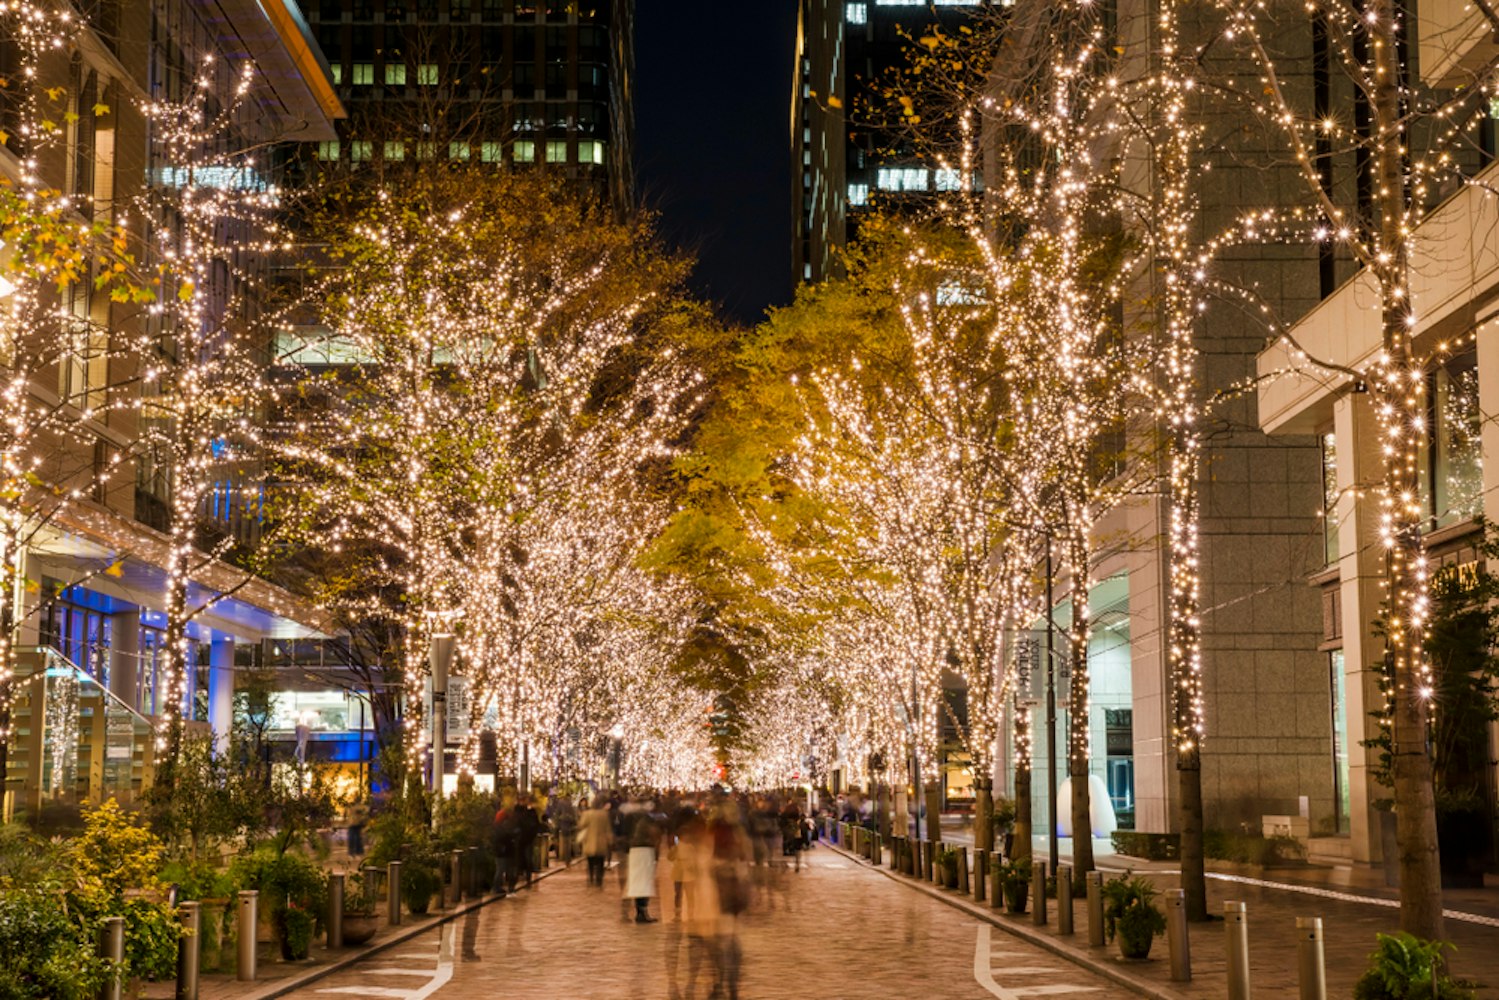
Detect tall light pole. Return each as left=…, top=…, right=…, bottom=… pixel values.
left=1044, top=535, right=1059, bottom=876
left=428, top=633, right=455, bottom=796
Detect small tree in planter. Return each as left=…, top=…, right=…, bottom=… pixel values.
left=933, top=847, right=959, bottom=889
left=1102, top=873, right=1167, bottom=960
left=400, top=853, right=443, bottom=917
left=230, top=851, right=327, bottom=961
left=993, top=857, right=1030, bottom=914
left=341, top=872, right=379, bottom=946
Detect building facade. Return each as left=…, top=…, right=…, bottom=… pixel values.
left=2, top=0, right=346, bottom=823
left=792, top=0, right=986, bottom=286
left=299, top=0, right=635, bottom=213
left=1256, top=0, right=1499, bottom=867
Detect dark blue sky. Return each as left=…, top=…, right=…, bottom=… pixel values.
left=634, top=1, right=798, bottom=327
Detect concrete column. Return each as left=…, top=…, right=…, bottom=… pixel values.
left=208, top=636, right=235, bottom=753
left=1333, top=392, right=1393, bottom=864
left=108, top=610, right=139, bottom=712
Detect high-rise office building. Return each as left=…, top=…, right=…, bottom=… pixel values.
left=300, top=0, right=635, bottom=213
left=792, top=0, right=984, bottom=285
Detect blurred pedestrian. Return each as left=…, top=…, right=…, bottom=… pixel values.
left=515, top=793, right=543, bottom=887
left=491, top=793, right=521, bottom=894
left=624, top=799, right=661, bottom=923
left=578, top=795, right=613, bottom=886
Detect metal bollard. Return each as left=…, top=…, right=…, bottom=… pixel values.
left=1057, top=864, right=1073, bottom=935
left=450, top=850, right=464, bottom=907
left=1166, top=888, right=1191, bottom=982
left=175, top=901, right=200, bottom=1000
left=1031, top=861, right=1048, bottom=925
left=1086, top=871, right=1104, bottom=946
left=957, top=846, right=970, bottom=894
left=386, top=861, right=402, bottom=926
left=1225, top=901, right=1250, bottom=999
left=328, top=873, right=345, bottom=948
left=931, top=841, right=943, bottom=884
left=1296, top=916, right=1326, bottom=1000
left=872, top=832, right=882, bottom=866
left=99, top=914, right=125, bottom=1000
left=990, top=861, right=1003, bottom=911
left=974, top=849, right=988, bottom=902
left=236, top=891, right=258, bottom=982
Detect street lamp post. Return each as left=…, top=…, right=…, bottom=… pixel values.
left=609, top=723, right=624, bottom=789
left=1045, top=536, right=1059, bottom=876
left=428, top=634, right=455, bottom=796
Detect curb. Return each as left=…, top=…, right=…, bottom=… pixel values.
left=242, top=858, right=578, bottom=1000
left=825, top=842, right=1192, bottom=1000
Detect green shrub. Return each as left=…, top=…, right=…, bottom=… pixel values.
left=1202, top=829, right=1306, bottom=866
left=231, top=850, right=327, bottom=924
left=0, top=889, right=113, bottom=999
left=1352, top=932, right=1475, bottom=1000
left=1109, top=831, right=1180, bottom=861
left=277, top=908, right=316, bottom=960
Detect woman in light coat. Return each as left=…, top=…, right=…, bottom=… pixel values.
left=577, top=797, right=614, bottom=887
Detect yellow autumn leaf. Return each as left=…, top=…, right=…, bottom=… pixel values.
left=104, top=560, right=124, bottom=578
left=178, top=279, right=195, bottom=301
left=92, top=102, right=110, bottom=116
left=828, top=95, right=843, bottom=109
left=44, top=86, right=63, bottom=101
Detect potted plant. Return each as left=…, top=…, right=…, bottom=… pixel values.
left=935, top=847, right=958, bottom=889
left=342, top=871, right=379, bottom=946
left=1101, top=873, right=1166, bottom=960
left=231, top=850, right=328, bottom=961
left=994, top=857, right=1029, bottom=914
left=401, top=853, right=443, bottom=917
left=1352, top=932, right=1474, bottom=1000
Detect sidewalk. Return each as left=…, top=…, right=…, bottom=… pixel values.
left=833, top=836, right=1499, bottom=999
left=144, top=860, right=575, bottom=1000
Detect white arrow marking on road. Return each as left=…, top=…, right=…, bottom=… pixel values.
left=1007, top=988, right=1102, bottom=997
left=316, top=989, right=413, bottom=998
left=363, top=968, right=442, bottom=976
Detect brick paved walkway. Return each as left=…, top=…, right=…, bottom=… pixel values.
left=276, top=848, right=1136, bottom=1000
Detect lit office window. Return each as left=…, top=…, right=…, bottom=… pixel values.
left=847, top=2, right=867, bottom=22
left=546, top=140, right=568, bottom=163
left=316, top=140, right=341, bottom=161
left=580, top=140, right=605, bottom=164
left=351, top=63, right=374, bottom=85
left=848, top=183, right=869, bottom=206
left=330, top=64, right=342, bottom=85
left=383, top=141, right=405, bottom=160
left=385, top=64, right=406, bottom=85
left=514, top=140, right=536, bottom=163
left=480, top=142, right=504, bottom=163
left=417, top=63, right=439, bottom=85
left=449, top=142, right=471, bottom=161
left=876, top=167, right=927, bottom=191
left=935, top=168, right=963, bottom=191
left=416, top=142, right=438, bottom=161
left=349, top=141, right=372, bottom=162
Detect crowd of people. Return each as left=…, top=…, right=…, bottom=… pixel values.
left=490, top=789, right=816, bottom=1000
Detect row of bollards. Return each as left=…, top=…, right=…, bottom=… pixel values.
left=102, top=841, right=575, bottom=999
left=863, top=836, right=1330, bottom=1000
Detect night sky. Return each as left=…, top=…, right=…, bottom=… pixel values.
left=634, top=1, right=799, bottom=328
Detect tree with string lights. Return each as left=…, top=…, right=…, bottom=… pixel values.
left=1208, top=0, right=1499, bottom=937
left=0, top=2, right=146, bottom=785
left=283, top=167, right=702, bottom=790
left=119, top=59, right=292, bottom=783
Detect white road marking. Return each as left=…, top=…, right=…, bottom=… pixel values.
left=318, top=924, right=455, bottom=1000
left=975, top=924, right=1103, bottom=998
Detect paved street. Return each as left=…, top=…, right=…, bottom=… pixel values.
left=280, top=850, right=1135, bottom=1000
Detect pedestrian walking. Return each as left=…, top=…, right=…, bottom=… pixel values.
left=578, top=795, right=613, bottom=886
left=491, top=795, right=521, bottom=894
left=514, top=793, right=543, bottom=887
left=624, top=799, right=661, bottom=923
